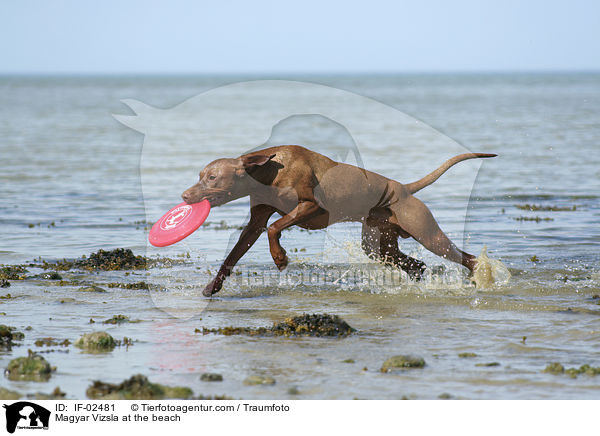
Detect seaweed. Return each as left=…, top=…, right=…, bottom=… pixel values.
left=513, top=216, right=554, bottom=222
left=35, top=272, right=62, bottom=280
left=544, top=363, right=600, bottom=378
left=0, top=387, right=21, bottom=400
left=31, top=387, right=67, bottom=400
left=40, top=248, right=148, bottom=271
left=514, top=204, right=577, bottom=211
left=543, top=362, right=564, bottom=374
left=86, top=374, right=193, bottom=400
left=196, top=313, right=356, bottom=338
left=105, top=281, right=150, bottom=290
left=34, top=338, right=71, bottom=347
left=36, top=248, right=186, bottom=271
left=78, top=285, right=107, bottom=293
left=0, top=325, right=24, bottom=350
left=0, top=265, right=27, bottom=280
left=103, top=315, right=141, bottom=325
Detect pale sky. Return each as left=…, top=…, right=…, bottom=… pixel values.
left=1, top=0, right=599, bottom=73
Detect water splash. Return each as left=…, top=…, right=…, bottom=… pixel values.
left=472, top=246, right=511, bottom=288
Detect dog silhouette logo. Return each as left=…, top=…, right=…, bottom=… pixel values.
left=3, top=402, right=50, bottom=433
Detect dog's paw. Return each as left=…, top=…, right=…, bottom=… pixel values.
left=404, top=259, right=426, bottom=281
left=202, top=278, right=222, bottom=297
left=273, top=251, right=288, bottom=271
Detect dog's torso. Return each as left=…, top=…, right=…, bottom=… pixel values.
left=245, top=145, right=407, bottom=228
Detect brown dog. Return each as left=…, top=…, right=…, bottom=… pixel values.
left=181, top=145, right=496, bottom=296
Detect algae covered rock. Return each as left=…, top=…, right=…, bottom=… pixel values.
left=0, top=387, right=21, bottom=400
left=77, top=285, right=107, bottom=293
left=243, top=375, right=276, bottom=386
left=380, top=355, right=426, bottom=372
left=0, top=325, right=24, bottom=349
left=0, top=266, right=27, bottom=280
left=86, top=374, right=193, bottom=400
left=39, top=271, right=62, bottom=280
left=106, top=281, right=150, bottom=290
left=198, top=313, right=356, bottom=338
left=79, top=249, right=147, bottom=270
left=543, top=362, right=565, bottom=375
left=75, top=332, right=116, bottom=351
left=200, top=373, right=223, bottom=382
left=103, top=315, right=140, bottom=325
left=34, top=337, right=71, bottom=348
left=33, top=387, right=67, bottom=400
left=458, top=352, right=477, bottom=358
left=6, top=350, right=53, bottom=381
left=41, top=248, right=149, bottom=271
left=271, top=314, right=356, bottom=337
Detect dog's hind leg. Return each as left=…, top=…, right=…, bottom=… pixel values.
left=388, top=195, right=476, bottom=272
left=203, top=204, right=275, bottom=296
left=361, top=222, right=426, bottom=280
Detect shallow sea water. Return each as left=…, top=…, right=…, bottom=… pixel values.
left=0, top=74, right=599, bottom=399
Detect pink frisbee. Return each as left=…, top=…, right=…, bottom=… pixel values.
left=149, top=200, right=211, bottom=247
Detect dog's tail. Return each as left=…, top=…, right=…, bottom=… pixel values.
left=405, top=153, right=497, bottom=194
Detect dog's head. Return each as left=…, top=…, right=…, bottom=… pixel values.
left=181, top=153, right=276, bottom=206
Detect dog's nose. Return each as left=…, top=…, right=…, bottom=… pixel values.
left=181, top=193, right=191, bottom=203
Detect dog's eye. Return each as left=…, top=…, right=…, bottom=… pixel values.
left=208, top=175, right=217, bottom=181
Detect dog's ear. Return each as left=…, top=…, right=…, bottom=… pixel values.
left=240, top=154, right=276, bottom=171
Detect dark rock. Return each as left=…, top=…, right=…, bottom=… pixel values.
left=200, top=373, right=223, bottom=382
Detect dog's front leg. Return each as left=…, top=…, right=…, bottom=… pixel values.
left=267, top=201, right=323, bottom=271
left=203, top=204, right=275, bottom=297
